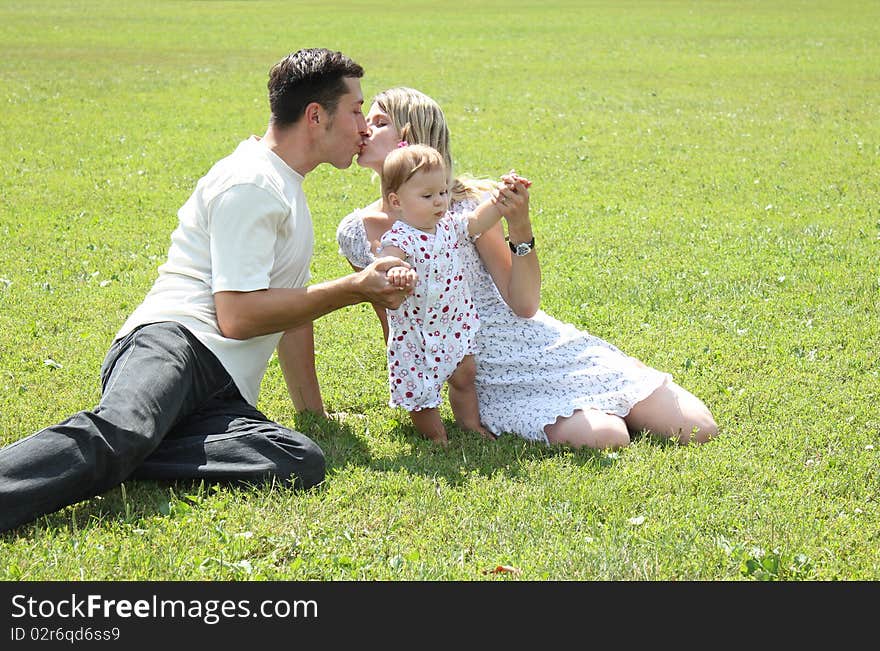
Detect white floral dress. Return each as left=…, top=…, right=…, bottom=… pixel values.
left=337, top=199, right=670, bottom=443
left=378, top=214, right=479, bottom=411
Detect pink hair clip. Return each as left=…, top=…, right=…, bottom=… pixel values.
left=396, top=140, right=409, bottom=148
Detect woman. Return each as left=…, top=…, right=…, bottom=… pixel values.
left=298, top=87, right=717, bottom=448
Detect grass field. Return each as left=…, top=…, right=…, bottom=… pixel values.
left=0, top=0, right=877, bottom=580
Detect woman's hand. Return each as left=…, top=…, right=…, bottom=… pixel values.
left=494, top=170, right=532, bottom=238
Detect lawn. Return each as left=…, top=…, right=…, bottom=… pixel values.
left=0, top=0, right=877, bottom=580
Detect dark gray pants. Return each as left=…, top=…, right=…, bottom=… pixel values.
left=0, top=321, right=325, bottom=533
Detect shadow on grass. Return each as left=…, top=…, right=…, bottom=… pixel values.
left=4, top=481, right=186, bottom=538
left=3, top=413, right=675, bottom=537
left=299, top=409, right=675, bottom=489
left=8, top=474, right=312, bottom=538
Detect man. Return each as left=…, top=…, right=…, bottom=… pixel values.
left=0, top=48, right=414, bottom=533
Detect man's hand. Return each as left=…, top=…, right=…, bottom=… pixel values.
left=358, top=256, right=417, bottom=309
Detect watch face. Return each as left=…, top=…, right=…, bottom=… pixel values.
left=515, top=242, right=531, bottom=256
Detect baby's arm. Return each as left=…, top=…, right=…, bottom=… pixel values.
left=467, top=173, right=532, bottom=237
left=466, top=196, right=504, bottom=238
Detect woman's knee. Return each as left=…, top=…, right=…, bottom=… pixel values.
left=545, top=411, right=630, bottom=450
left=627, top=382, right=718, bottom=444
left=667, top=391, right=718, bottom=444
left=590, top=425, right=631, bottom=450
left=685, top=408, right=718, bottom=444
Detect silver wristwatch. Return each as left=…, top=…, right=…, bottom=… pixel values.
left=508, top=236, right=535, bottom=257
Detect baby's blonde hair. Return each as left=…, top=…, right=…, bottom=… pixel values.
left=373, top=87, right=499, bottom=202
left=381, top=144, right=447, bottom=200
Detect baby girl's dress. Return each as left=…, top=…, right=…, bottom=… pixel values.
left=338, top=198, right=670, bottom=443
left=378, top=212, right=479, bottom=412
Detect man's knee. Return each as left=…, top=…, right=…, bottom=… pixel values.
left=273, top=429, right=325, bottom=489
left=296, top=435, right=326, bottom=489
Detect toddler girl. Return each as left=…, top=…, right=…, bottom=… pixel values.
left=380, top=143, right=526, bottom=444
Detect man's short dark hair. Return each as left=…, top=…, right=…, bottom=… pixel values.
left=268, top=48, right=364, bottom=127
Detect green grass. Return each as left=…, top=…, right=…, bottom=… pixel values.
left=0, top=0, right=877, bottom=580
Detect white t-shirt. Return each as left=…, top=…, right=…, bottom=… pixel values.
left=117, top=136, right=313, bottom=405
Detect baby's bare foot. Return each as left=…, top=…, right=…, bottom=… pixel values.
left=456, top=420, right=496, bottom=440
left=424, top=431, right=449, bottom=447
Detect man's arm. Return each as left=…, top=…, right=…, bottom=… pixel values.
left=214, top=256, right=410, bottom=340
left=271, top=257, right=415, bottom=415
left=277, top=324, right=324, bottom=414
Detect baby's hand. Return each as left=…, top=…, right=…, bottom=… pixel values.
left=386, top=266, right=419, bottom=291
left=501, top=169, right=532, bottom=189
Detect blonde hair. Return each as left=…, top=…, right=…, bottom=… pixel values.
left=373, top=87, right=499, bottom=202
left=381, top=144, right=446, bottom=200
